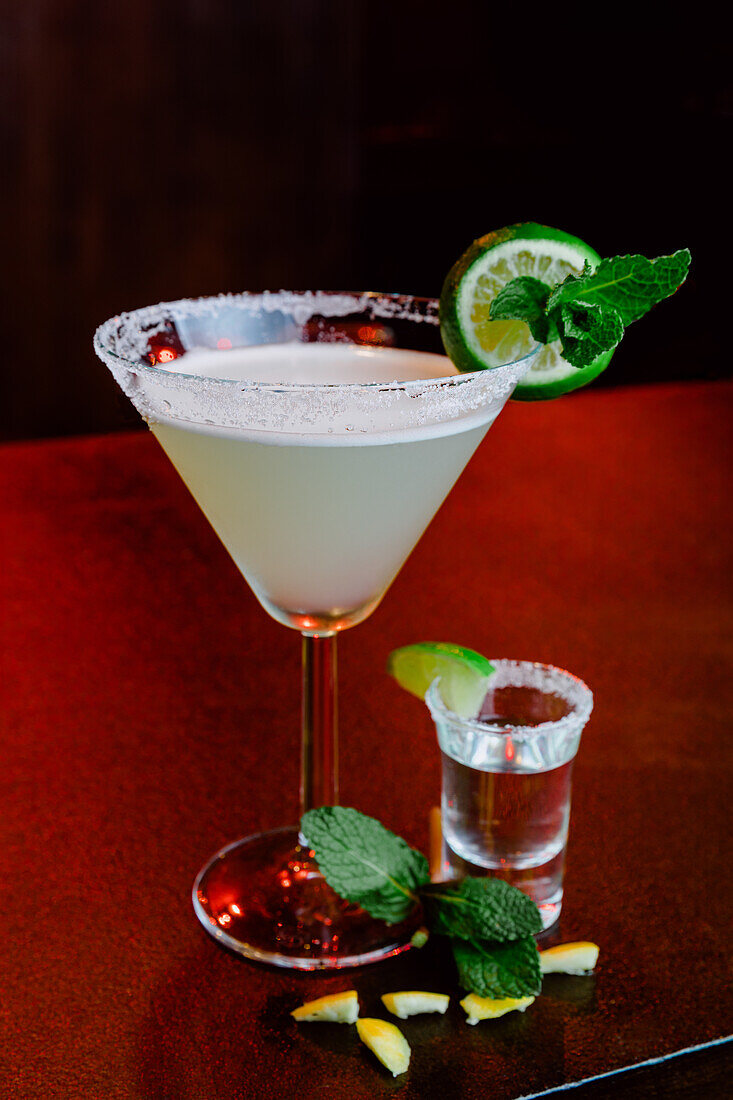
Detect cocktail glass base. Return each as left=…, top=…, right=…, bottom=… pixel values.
left=193, top=826, right=421, bottom=969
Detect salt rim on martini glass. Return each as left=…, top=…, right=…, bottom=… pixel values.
left=93, top=290, right=539, bottom=436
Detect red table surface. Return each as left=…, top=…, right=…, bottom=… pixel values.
left=2, top=381, right=732, bottom=1098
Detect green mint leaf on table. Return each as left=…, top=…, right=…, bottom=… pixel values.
left=453, top=936, right=542, bottom=1000
left=301, top=805, right=546, bottom=999
left=300, top=806, right=430, bottom=924
left=489, top=248, right=691, bottom=369
left=421, top=877, right=543, bottom=942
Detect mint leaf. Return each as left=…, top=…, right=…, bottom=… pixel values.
left=548, top=250, right=691, bottom=326
left=453, top=936, right=542, bottom=999
left=488, top=247, right=691, bottom=372
left=421, top=877, right=542, bottom=942
left=553, top=299, right=625, bottom=368
left=301, top=806, right=430, bottom=924
left=487, top=275, right=556, bottom=343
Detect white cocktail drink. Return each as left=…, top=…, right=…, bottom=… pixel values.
left=151, top=344, right=501, bottom=631
left=94, top=291, right=537, bottom=968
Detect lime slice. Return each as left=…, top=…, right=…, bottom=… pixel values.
left=381, top=991, right=450, bottom=1018
left=439, top=222, right=614, bottom=399
left=387, top=642, right=493, bottom=718
left=290, top=990, right=359, bottom=1023
left=356, top=1018, right=411, bottom=1077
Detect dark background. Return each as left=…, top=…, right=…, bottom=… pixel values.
left=2, top=1, right=729, bottom=441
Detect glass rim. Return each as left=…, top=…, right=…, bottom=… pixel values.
left=92, top=289, right=540, bottom=393
left=425, top=658, right=593, bottom=739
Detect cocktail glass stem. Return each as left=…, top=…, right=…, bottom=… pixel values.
left=300, top=632, right=338, bottom=815
left=191, top=625, right=419, bottom=968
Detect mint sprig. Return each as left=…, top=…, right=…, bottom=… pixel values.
left=301, top=806, right=543, bottom=999
left=489, top=248, right=691, bottom=369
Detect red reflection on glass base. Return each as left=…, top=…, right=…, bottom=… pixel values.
left=193, top=826, right=421, bottom=969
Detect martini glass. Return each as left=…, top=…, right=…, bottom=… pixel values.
left=94, top=291, right=537, bottom=969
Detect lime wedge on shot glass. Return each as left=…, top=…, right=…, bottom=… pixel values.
left=387, top=642, right=493, bottom=718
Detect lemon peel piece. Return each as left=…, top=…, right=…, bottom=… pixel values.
left=356, top=1018, right=411, bottom=1076
left=381, top=991, right=449, bottom=1019
left=290, top=990, right=359, bottom=1024
left=539, top=941, right=599, bottom=975
left=460, top=993, right=535, bottom=1025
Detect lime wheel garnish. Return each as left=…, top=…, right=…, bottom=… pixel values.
left=440, top=222, right=615, bottom=399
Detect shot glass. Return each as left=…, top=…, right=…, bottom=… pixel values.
left=426, top=659, right=593, bottom=929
